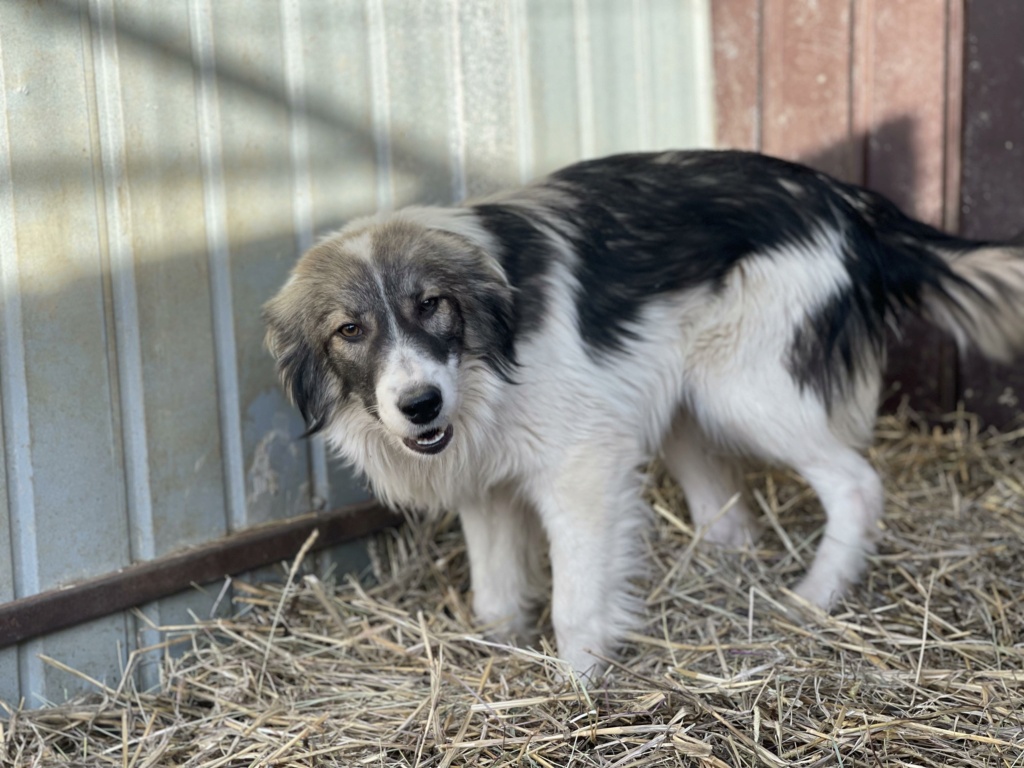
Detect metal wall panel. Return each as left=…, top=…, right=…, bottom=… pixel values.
left=649, top=0, right=714, bottom=152
left=0, top=375, right=13, bottom=697
left=295, top=2, right=382, bottom=508
left=526, top=0, right=584, bottom=175
left=105, top=0, right=235, bottom=690
left=588, top=0, right=647, bottom=156
left=1, top=0, right=133, bottom=706
left=382, top=0, right=462, bottom=208
left=0, top=10, right=19, bottom=699
left=0, top=0, right=713, bottom=706
left=456, top=0, right=526, bottom=196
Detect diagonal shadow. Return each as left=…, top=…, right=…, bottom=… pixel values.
left=12, top=0, right=453, bottom=200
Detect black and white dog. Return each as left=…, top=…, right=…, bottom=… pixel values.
left=265, top=150, right=1024, bottom=676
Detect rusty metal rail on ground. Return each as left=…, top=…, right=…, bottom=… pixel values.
left=0, top=500, right=402, bottom=649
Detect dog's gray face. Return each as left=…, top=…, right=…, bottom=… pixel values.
left=264, top=218, right=515, bottom=455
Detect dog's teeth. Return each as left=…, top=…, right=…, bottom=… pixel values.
left=416, top=430, right=442, bottom=446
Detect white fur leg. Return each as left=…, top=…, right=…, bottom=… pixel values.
left=791, top=449, right=883, bottom=609
left=661, top=412, right=758, bottom=547
left=531, top=449, right=646, bottom=678
left=688, top=356, right=882, bottom=610
left=459, top=489, right=547, bottom=642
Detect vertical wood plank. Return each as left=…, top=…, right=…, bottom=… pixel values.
left=761, top=0, right=857, bottom=180
left=855, top=0, right=960, bottom=415
left=960, top=0, right=1024, bottom=240
left=855, top=0, right=951, bottom=224
left=943, top=1, right=964, bottom=236
left=710, top=0, right=761, bottom=150
left=711, top=0, right=974, bottom=417
left=958, top=0, right=1024, bottom=427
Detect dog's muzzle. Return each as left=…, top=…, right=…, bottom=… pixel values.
left=397, top=385, right=454, bottom=455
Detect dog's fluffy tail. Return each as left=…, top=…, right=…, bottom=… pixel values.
left=922, top=238, right=1024, bottom=363
left=854, top=183, right=1024, bottom=363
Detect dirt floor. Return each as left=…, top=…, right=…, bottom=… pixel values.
left=3, top=407, right=1023, bottom=766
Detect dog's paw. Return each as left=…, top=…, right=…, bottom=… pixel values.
left=475, top=610, right=539, bottom=648
left=554, top=647, right=609, bottom=687
left=699, top=504, right=761, bottom=549
left=791, top=575, right=843, bottom=611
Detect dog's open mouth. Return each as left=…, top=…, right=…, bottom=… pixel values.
left=402, top=424, right=454, bottom=455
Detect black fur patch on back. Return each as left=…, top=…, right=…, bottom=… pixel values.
left=542, top=151, right=838, bottom=354
left=533, top=150, right=990, bottom=403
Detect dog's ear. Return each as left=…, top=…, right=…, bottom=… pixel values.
left=263, top=304, right=334, bottom=436
left=457, top=251, right=518, bottom=380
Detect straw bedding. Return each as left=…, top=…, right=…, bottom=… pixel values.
left=4, top=407, right=1023, bottom=766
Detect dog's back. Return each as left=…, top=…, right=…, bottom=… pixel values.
left=485, top=150, right=1024, bottom=394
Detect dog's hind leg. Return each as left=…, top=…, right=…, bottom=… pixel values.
left=459, top=488, right=548, bottom=643
left=787, top=447, right=884, bottom=608
left=661, top=411, right=758, bottom=548
left=692, top=373, right=883, bottom=610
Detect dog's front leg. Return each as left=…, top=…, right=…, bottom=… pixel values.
left=459, top=489, right=547, bottom=644
left=533, top=452, right=645, bottom=679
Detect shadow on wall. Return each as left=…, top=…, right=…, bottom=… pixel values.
left=17, top=0, right=457, bottom=203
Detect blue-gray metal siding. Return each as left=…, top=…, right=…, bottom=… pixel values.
left=0, top=0, right=712, bottom=706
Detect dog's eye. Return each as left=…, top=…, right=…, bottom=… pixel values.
left=337, top=323, right=363, bottom=339
left=419, top=297, right=440, bottom=316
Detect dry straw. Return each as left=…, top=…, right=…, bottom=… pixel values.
left=4, top=406, right=1023, bottom=766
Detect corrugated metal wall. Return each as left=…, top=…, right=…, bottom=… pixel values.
left=0, top=0, right=713, bottom=706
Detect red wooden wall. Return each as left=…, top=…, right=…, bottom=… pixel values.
left=711, top=0, right=1024, bottom=427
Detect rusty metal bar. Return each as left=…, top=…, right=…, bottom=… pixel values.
left=0, top=501, right=402, bottom=649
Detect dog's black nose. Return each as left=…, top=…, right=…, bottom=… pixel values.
left=398, top=386, right=443, bottom=425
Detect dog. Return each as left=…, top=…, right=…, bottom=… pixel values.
left=264, top=150, right=1024, bottom=677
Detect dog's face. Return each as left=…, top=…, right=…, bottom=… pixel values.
left=264, top=217, right=515, bottom=456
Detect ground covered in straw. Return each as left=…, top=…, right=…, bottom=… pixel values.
left=4, top=409, right=1024, bottom=767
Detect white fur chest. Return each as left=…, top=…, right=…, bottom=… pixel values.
left=323, top=363, right=540, bottom=513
